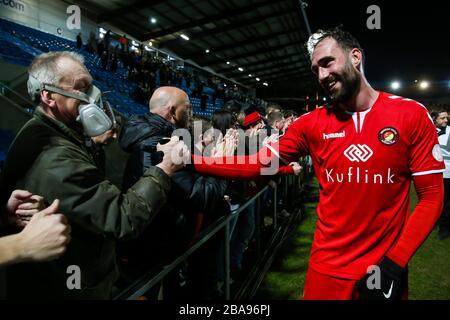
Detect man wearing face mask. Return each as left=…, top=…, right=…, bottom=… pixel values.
left=0, top=52, right=188, bottom=299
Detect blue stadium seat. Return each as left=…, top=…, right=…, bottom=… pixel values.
left=0, top=18, right=142, bottom=118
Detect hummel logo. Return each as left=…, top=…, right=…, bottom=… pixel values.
left=323, top=131, right=345, bottom=140
left=344, top=144, right=373, bottom=162
left=383, top=281, right=394, bottom=299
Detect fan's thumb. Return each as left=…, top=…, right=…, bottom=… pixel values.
left=40, top=199, right=60, bottom=216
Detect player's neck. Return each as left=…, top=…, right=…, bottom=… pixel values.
left=339, top=79, right=379, bottom=113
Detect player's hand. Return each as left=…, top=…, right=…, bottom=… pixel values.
left=357, top=257, right=405, bottom=300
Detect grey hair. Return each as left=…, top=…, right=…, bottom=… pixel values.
left=306, top=30, right=326, bottom=58
left=28, top=51, right=86, bottom=87
left=306, top=27, right=364, bottom=60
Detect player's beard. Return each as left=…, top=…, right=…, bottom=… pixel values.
left=324, top=59, right=361, bottom=104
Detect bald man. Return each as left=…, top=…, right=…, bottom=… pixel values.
left=118, top=86, right=227, bottom=292
left=120, top=86, right=192, bottom=188
left=149, top=86, right=192, bottom=128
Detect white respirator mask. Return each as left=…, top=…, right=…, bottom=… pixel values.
left=27, top=74, right=115, bottom=137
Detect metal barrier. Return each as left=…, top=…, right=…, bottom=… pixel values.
left=114, top=174, right=304, bottom=300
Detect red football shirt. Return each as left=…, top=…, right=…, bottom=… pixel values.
left=192, top=91, right=444, bottom=279
left=277, top=91, right=444, bottom=278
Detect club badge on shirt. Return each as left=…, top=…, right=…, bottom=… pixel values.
left=378, top=127, right=399, bottom=145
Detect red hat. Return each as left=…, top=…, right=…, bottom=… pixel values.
left=243, top=111, right=263, bottom=127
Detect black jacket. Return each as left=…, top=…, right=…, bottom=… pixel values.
left=118, top=113, right=228, bottom=273
left=120, top=113, right=175, bottom=190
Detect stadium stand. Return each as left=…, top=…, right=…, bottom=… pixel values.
left=0, top=7, right=311, bottom=301
left=0, top=18, right=225, bottom=119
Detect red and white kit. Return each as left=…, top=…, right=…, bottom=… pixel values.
left=193, top=91, right=444, bottom=281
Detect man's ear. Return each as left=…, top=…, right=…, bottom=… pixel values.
left=169, top=105, right=177, bottom=117
left=350, top=48, right=363, bottom=69
left=40, top=90, right=57, bottom=108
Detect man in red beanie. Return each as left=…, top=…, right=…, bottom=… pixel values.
left=243, top=111, right=264, bottom=129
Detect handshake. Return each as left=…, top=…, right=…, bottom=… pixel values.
left=155, top=136, right=191, bottom=177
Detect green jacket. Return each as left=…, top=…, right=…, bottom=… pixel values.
left=1, top=107, right=170, bottom=299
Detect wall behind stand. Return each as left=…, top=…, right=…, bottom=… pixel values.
left=0, top=0, right=97, bottom=42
